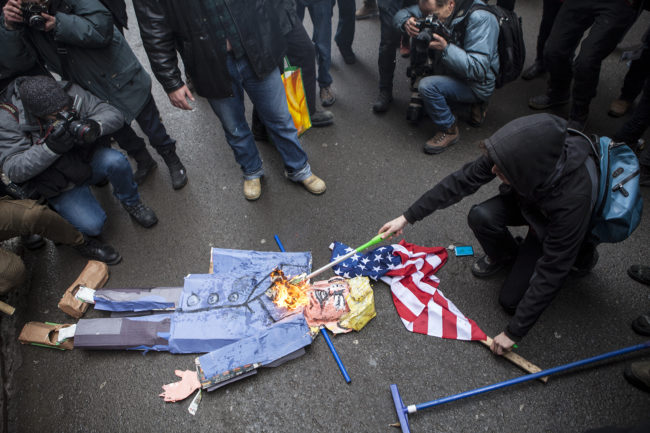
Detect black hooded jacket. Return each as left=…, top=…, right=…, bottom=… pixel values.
left=403, top=114, right=595, bottom=340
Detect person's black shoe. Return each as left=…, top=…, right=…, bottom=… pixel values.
left=570, top=249, right=599, bottom=277
left=21, top=234, right=45, bottom=250
left=161, top=150, right=188, bottom=190
left=627, top=264, right=650, bottom=286
left=528, top=93, right=570, bottom=110
left=624, top=361, right=650, bottom=393
left=133, top=158, right=158, bottom=185
left=471, top=255, right=511, bottom=278
left=74, top=236, right=122, bottom=265
left=631, top=312, right=650, bottom=336
left=121, top=201, right=158, bottom=228
left=338, top=45, right=356, bottom=64
left=311, top=110, right=334, bottom=127
left=373, top=91, right=393, bottom=113
left=521, top=61, right=545, bottom=80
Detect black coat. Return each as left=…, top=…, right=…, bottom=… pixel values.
left=133, top=0, right=286, bottom=99
left=403, top=114, right=595, bottom=340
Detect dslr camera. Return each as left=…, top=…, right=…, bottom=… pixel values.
left=50, top=110, right=100, bottom=145
left=405, top=15, right=453, bottom=124
left=20, top=2, right=48, bottom=30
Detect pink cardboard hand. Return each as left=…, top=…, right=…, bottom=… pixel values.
left=159, top=369, right=201, bottom=402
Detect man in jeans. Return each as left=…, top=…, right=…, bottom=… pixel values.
left=394, top=0, right=499, bottom=153
left=0, top=76, right=157, bottom=247
left=133, top=0, right=326, bottom=201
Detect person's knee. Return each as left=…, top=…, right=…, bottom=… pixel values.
left=467, top=203, right=492, bottom=232
left=418, top=76, right=442, bottom=99
left=22, top=203, right=55, bottom=234
left=0, top=252, right=26, bottom=295
left=77, top=213, right=106, bottom=237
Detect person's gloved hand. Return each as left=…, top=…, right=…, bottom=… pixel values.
left=45, top=121, right=75, bottom=154
left=159, top=369, right=201, bottom=403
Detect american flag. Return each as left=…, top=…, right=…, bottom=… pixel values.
left=330, top=240, right=486, bottom=341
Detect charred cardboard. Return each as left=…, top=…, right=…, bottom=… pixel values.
left=58, top=260, right=109, bottom=318
left=18, top=322, right=74, bottom=350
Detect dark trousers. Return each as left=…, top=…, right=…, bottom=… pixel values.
left=620, top=39, right=650, bottom=102
left=543, top=0, right=638, bottom=106
left=377, top=0, right=402, bottom=93
left=615, top=77, right=650, bottom=167
left=112, top=94, right=176, bottom=159
left=335, top=0, right=356, bottom=52
left=534, top=0, right=563, bottom=63
left=285, top=21, right=318, bottom=115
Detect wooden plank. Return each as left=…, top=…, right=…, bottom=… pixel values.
left=480, top=337, right=549, bottom=383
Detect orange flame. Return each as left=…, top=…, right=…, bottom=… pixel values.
left=268, top=268, right=310, bottom=310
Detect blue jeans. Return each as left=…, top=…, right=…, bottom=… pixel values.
left=297, top=0, right=334, bottom=89
left=419, top=75, right=480, bottom=129
left=207, top=55, right=311, bottom=182
left=48, top=147, right=140, bottom=236
left=334, top=0, right=355, bottom=52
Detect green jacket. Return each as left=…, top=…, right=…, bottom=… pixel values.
left=0, top=0, right=151, bottom=122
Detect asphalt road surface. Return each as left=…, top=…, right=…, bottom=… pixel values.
left=1, top=2, right=649, bottom=432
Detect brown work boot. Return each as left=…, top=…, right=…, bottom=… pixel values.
left=356, top=0, right=378, bottom=19
left=423, top=124, right=459, bottom=154
left=243, top=178, right=261, bottom=201
left=469, top=102, right=488, bottom=127
left=608, top=98, right=632, bottom=118
left=301, top=174, right=326, bottom=195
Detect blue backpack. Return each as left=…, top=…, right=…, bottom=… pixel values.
left=570, top=129, right=643, bottom=244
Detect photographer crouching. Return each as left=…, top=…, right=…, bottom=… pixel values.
left=395, top=0, right=499, bottom=154
left=0, top=76, right=159, bottom=264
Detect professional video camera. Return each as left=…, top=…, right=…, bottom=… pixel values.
left=20, top=2, right=48, bottom=30
left=49, top=110, right=100, bottom=145
left=405, top=15, right=453, bottom=124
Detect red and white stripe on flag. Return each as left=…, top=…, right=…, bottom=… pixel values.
left=382, top=240, right=486, bottom=341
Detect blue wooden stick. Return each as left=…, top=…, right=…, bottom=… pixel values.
left=273, top=234, right=352, bottom=384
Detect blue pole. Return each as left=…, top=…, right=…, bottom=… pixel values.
left=273, top=234, right=352, bottom=384
left=320, top=326, right=352, bottom=384
left=412, top=341, right=650, bottom=413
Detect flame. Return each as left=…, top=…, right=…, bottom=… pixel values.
left=268, top=268, right=310, bottom=310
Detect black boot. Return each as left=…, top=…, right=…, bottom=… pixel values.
left=132, top=148, right=158, bottom=185
left=74, top=236, right=122, bottom=265
left=121, top=200, right=158, bottom=228
left=161, top=150, right=188, bottom=190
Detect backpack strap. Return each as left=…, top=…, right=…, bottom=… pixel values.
left=0, top=102, right=19, bottom=123
left=567, top=128, right=600, bottom=213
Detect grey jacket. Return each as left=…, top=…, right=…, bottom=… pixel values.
left=0, top=0, right=151, bottom=122
left=394, top=0, right=499, bottom=101
left=0, top=79, right=123, bottom=184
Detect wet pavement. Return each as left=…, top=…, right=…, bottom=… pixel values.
left=1, top=2, right=650, bottom=432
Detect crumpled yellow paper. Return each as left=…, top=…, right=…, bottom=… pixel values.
left=336, top=276, right=376, bottom=332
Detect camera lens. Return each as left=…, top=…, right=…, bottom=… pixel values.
left=69, top=121, right=100, bottom=144
left=28, top=14, right=46, bottom=30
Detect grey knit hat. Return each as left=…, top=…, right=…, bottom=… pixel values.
left=18, top=75, right=72, bottom=118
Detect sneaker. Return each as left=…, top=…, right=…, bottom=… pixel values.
left=122, top=201, right=158, bottom=228
left=521, top=61, right=545, bottom=80
left=469, top=102, right=488, bottom=127
left=133, top=158, right=158, bottom=185
left=301, top=174, right=326, bottom=195
left=471, top=254, right=510, bottom=278
left=528, top=93, right=570, bottom=110
left=423, top=124, right=459, bottom=154
left=338, top=45, right=356, bottom=64
left=628, top=264, right=650, bottom=286
left=372, top=90, right=393, bottom=113
left=311, top=110, right=334, bottom=127
left=570, top=249, right=598, bottom=277
left=355, top=1, right=378, bottom=19
left=168, top=160, right=188, bottom=190
left=320, top=86, right=336, bottom=107
left=244, top=178, right=261, bottom=201
left=631, top=312, right=650, bottom=336
left=74, top=236, right=122, bottom=265
left=608, top=98, right=632, bottom=117
left=21, top=234, right=45, bottom=250
left=624, top=361, right=650, bottom=393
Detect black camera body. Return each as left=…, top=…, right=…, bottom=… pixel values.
left=20, top=2, right=48, bottom=30
left=413, top=15, right=452, bottom=53
left=51, top=111, right=100, bottom=145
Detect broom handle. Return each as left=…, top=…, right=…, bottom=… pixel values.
left=304, top=234, right=386, bottom=281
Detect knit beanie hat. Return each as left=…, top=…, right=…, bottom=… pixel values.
left=18, top=75, right=71, bottom=118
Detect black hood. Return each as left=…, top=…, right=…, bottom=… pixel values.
left=484, top=114, right=591, bottom=202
